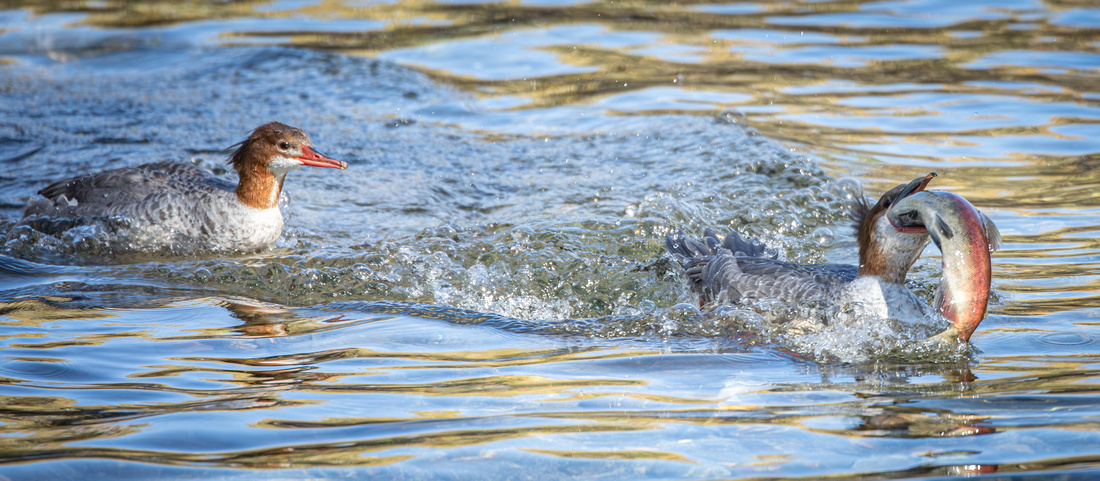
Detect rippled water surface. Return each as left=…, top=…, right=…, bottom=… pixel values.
left=2, top=1, right=1100, bottom=479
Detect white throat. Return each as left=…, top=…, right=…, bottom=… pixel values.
left=265, top=156, right=303, bottom=208
left=268, top=155, right=303, bottom=177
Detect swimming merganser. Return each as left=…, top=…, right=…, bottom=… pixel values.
left=22, top=122, right=346, bottom=253
left=666, top=173, right=995, bottom=343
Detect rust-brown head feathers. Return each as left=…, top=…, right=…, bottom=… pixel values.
left=227, top=122, right=311, bottom=172
left=852, top=172, right=937, bottom=280
left=850, top=173, right=937, bottom=243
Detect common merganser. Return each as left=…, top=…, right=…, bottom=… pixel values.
left=22, top=122, right=346, bottom=253
left=666, top=173, right=998, bottom=343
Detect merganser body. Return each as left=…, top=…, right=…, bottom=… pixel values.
left=666, top=173, right=999, bottom=343
left=22, top=122, right=346, bottom=253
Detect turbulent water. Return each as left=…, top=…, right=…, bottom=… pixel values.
left=2, top=1, right=1100, bottom=479
left=1, top=45, right=885, bottom=345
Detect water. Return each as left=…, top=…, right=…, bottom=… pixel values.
left=2, top=1, right=1099, bottom=478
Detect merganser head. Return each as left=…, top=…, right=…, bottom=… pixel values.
left=851, top=173, right=937, bottom=284
left=888, top=190, right=1001, bottom=343
left=228, top=122, right=347, bottom=209
left=229, top=122, right=347, bottom=174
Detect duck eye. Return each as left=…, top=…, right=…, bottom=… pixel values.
left=882, top=198, right=892, bottom=208
left=278, top=141, right=290, bottom=150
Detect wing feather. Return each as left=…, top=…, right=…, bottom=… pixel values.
left=667, top=229, right=857, bottom=305
left=25, top=161, right=233, bottom=218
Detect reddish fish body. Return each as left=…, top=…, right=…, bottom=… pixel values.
left=889, top=191, right=1000, bottom=342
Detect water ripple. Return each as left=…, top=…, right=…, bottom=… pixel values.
left=0, top=356, right=85, bottom=381
left=2, top=0, right=1100, bottom=478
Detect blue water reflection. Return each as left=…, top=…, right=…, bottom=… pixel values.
left=2, top=0, right=1100, bottom=478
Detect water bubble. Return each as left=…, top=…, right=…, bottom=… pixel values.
left=669, top=302, right=702, bottom=317
left=812, top=226, right=837, bottom=247
left=509, top=225, right=536, bottom=244
left=827, top=177, right=863, bottom=201
left=193, top=267, right=213, bottom=283
left=427, top=250, right=454, bottom=267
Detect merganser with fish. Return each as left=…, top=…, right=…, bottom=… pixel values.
left=22, top=122, right=346, bottom=252
left=666, top=173, right=1000, bottom=343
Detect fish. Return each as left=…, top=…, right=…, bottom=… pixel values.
left=888, top=190, right=1001, bottom=343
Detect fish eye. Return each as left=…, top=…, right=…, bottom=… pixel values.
left=278, top=141, right=290, bottom=150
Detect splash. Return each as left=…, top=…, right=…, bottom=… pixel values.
left=0, top=45, right=932, bottom=363
left=712, top=296, right=972, bottom=363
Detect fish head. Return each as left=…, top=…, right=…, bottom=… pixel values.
left=888, top=190, right=1001, bottom=343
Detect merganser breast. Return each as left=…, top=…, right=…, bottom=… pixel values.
left=666, top=173, right=937, bottom=324
left=22, top=122, right=346, bottom=254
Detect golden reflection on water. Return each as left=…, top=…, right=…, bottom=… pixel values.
left=0, top=297, right=115, bottom=325
left=4, top=0, right=1100, bottom=476
left=4, top=296, right=1100, bottom=474
left=523, top=448, right=693, bottom=462
left=16, top=0, right=1097, bottom=317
